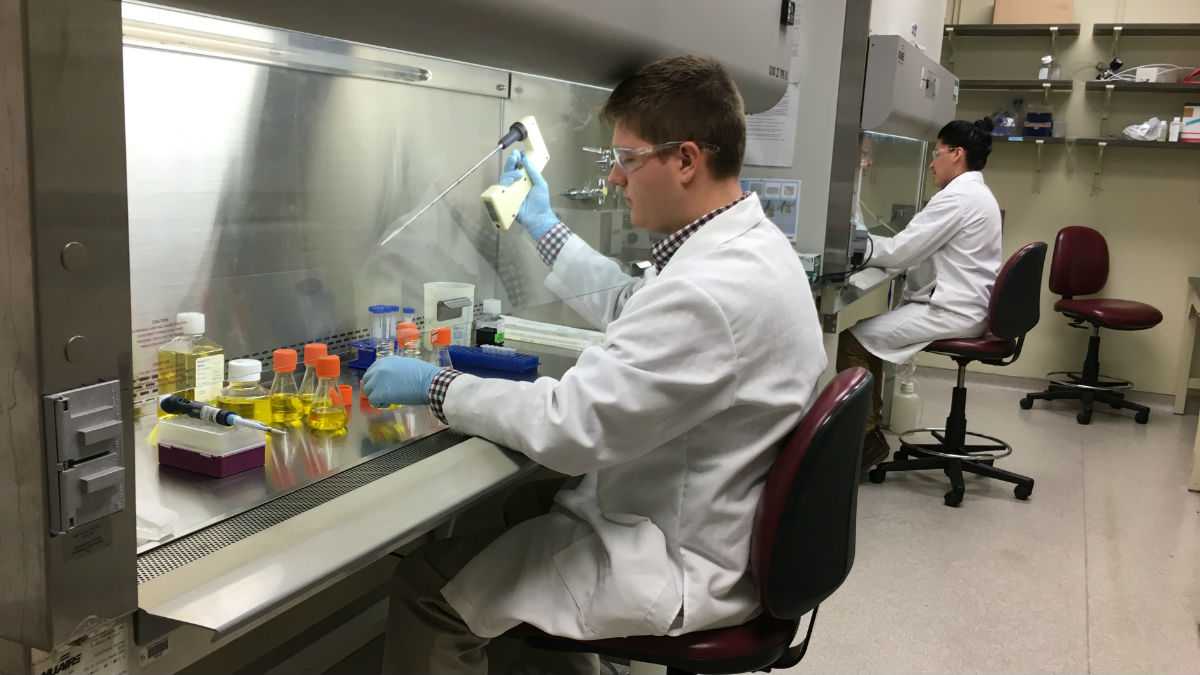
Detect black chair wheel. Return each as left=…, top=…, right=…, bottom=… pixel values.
left=868, top=467, right=887, bottom=484
left=1076, top=410, right=1092, bottom=425
left=1019, top=397, right=1034, bottom=410
left=944, top=487, right=964, bottom=507
left=1135, top=410, right=1150, bottom=424
left=1014, top=483, right=1033, bottom=500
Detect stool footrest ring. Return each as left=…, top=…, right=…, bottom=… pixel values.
left=1046, top=370, right=1132, bottom=391
left=897, top=427, right=1013, bottom=461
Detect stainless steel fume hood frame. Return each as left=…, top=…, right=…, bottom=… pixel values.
left=0, top=0, right=800, bottom=668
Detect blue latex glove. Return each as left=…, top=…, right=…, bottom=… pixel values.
left=362, top=356, right=440, bottom=407
left=498, top=149, right=559, bottom=239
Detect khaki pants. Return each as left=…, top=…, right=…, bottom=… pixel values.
left=836, top=330, right=884, bottom=434
left=383, top=479, right=600, bottom=675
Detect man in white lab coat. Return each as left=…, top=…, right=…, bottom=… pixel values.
left=363, top=55, right=826, bottom=674
left=838, top=118, right=1002, bottom=468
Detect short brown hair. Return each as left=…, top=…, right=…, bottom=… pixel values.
left=601, top=55, right=746, bottom=179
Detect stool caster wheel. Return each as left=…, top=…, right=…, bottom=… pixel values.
left=944, top=487, right=964, bottom=507
left=1076, top=410, right=1092, bottom=425
left=868, top=467, right=887, bottom=484
left=1135, top=410, right=1149, bottom=424
left=1019, top=397, right=1033, bottom=410
left=1014, top=483, right=1033, bottom=500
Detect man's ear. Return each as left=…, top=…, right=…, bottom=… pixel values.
left=678, top=141, right=701, bottom=183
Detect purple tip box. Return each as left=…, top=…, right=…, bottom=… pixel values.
left=158, top=442, right=265, bottom=478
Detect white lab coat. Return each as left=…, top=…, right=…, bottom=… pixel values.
left=850, top=171, right=1002, bottom=363
left=439, top=195, right=826, bottom=641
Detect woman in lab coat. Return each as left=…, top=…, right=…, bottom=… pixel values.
left=363, top=56, right=827, bottom=674
left=838, top=117, right=1002, bottom=468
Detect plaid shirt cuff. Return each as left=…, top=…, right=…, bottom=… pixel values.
left=535, top=223, right=572, bottom=266
left=427, top=368, right=462, bottom=424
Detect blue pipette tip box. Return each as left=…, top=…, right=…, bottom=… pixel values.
left=446, top=345, right=539, bottom=381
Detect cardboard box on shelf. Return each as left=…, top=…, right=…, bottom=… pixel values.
left=1182, top=104, right=1200, bottom=143
left=993, top=0, right=1074, bottom=24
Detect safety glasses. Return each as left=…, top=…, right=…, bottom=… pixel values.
left=610, top=141, right=721, bottom=174
left=930, top=145, right=961, bottom=160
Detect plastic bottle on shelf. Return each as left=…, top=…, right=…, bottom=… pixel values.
left=475, top=298, right=505, bottom=346
left=219, top=359, right=272, bottom=425
left=157, top=312, right=224, bottom=414
left=1037, top=54, right=1061, bottom=81
left=269, top=348, right=304, bottom=427
left=307, top=355, right=348, bottom=433
left=1169, top=117, right=1182, bottom=143
left=298, top=342, right=328, bottom=414
left=889, top=359, right=923, bottom=434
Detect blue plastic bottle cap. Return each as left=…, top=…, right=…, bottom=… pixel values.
left=369, top=304, right=401, bottom=314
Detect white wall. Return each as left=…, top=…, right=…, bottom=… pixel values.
left=871, top=0, right=947, bottom=58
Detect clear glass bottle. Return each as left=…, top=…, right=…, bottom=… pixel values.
left=298, top=342, right=328, bottom=415
left=308, top=355, right=348, bottom=433
left=218, top=359, right=272, bottom=424
left=397, top=321, right=422, bottom=359
left=269, top=348, right=304, bottom=427
left=370, top=304, right=399, bottom=358
left=429, top=326, right=453, bottom=368
left=157, top=312, right=224, bottom=416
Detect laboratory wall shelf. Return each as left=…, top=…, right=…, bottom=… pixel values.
left=944, top=24, right=1081, bottom=37
left=1073, top=138, right=1200, bottom=150
left=958, top=80, right=1074, bottom=92
left=1092, top=24, right=1200, bottom=37
left=1084, top=81, right=1200, bottom=94
left=996, top=136, right=1066, bottom=144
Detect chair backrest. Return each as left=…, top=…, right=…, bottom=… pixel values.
left=988, top=241, right=1048, bottom=339
left=750, top=368, right=872, bottom=621
left=1048, top=226, right=1108, bottom=298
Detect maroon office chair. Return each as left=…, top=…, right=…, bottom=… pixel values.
left=869, top=242, right=1047, bottom=507
left=508, top=368, right=873, bottom=674
left=1020, top=226, right=1163, bottom=425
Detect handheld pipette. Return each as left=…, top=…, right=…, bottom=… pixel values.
left=378, top=117, right=548, bottom=246
left=160, top=395, right=285, bottom=434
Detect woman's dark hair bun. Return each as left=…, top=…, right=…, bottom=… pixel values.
left=937, top=118, right=994, bottom=170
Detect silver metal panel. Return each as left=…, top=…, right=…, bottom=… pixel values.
left=141, top=0, right=791, bottom=113
left=138, top=428, right=465, bottom=581
left=861, top=35, right=958, bottom=140
left=122, top=36, right=506, bottom=393
left=138, top=436, right=535, bottom=638
left=31, top=0, right=141, bottom=642
left=135, top=394, right=449, bottom=555
left=0, top=0, right=52, bottom=649
left=122, top=2, right=511, bottom=99
left=820, top=0, right=872, bottom=279
left=3, top=0, right=138, bottom=650
left=122, top=8, right=628, bottom=395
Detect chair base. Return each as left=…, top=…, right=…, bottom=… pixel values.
left=868, top=443, right=1034, bottom=507
left=869, top=364, right=1034, bottom=507
left=1022, top=331, right=1150, bottom=425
